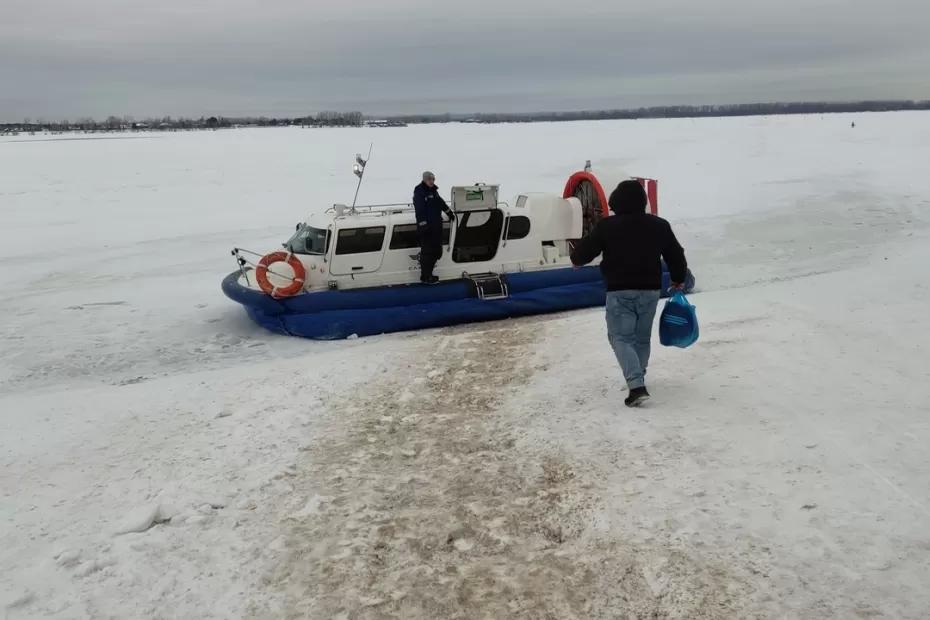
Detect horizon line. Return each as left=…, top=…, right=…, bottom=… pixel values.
left=3, top=98, right=930, bottom=126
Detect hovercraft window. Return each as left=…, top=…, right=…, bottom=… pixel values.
left=335, top=226, right=386, bottom=255
left=389, top=223, right=452, bottom=249
left=505, top=216, right=531, bottom=240
left=287, top=225, right=329, bottom=255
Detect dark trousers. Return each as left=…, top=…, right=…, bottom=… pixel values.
left=419, top=242, right=441, bottom=280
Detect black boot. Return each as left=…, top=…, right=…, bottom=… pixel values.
left=624, top=386, right=650, bottom=407
left=420, top=274, right=439, bottom=284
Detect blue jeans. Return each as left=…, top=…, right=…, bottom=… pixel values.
left=605, top=290, right=661, bottom=390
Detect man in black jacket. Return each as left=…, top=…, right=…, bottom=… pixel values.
left=570, top=180, right=688, bottom=407
left=413, top=171, right=454, bottom=283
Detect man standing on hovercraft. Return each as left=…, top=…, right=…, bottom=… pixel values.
left=413, top=171, right=455, bottom=284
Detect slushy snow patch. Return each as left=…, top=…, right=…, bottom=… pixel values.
left=114, top=503, right=177, bottom=535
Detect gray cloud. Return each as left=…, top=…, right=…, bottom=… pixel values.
left=2, top=0, right=929, bottom=120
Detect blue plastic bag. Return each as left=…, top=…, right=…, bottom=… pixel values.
left=659, top=291, right=699, bottom=348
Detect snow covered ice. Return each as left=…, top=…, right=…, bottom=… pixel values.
left=3, top=113, right=930, bottom=618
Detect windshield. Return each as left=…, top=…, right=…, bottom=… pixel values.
left=287, top=225, right=329, bottom=255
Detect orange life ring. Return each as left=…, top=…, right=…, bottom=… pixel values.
left=255, top=251, right=306, bottom=298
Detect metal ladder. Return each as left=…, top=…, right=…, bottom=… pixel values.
left=464, top=272, right=509, bottom=300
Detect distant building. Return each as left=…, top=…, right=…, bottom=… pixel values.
left=364, top=119, right=407, bottom=128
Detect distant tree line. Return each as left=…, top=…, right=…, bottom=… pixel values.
left=3, top=100, right=929, bottom=134
left=0, top=111, right=365, bottom=134
left=380, top=113, right=454, bottom=125
left=384, top=100, right=930, bottom=124
left=306, top=111, right=364, bottom=127
left=1, top=115, right=231, bottom=133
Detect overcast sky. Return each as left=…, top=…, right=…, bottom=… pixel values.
left=2, top=0, right=929, bottom=121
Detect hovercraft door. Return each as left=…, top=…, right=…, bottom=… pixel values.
left=451, top=210, right=504, bottom=263
left=329, top=225, right=387, bottom=276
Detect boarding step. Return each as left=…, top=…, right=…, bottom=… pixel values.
left=464, top=272, right=509, bottom=300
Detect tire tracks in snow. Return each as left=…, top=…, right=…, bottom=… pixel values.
left=261, top=320, right=752, bottom=619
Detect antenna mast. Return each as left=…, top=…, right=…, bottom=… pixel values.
left=351, top=143, right=373, bottom=210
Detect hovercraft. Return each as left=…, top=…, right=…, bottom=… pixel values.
left=222, top=161, right=695, bottom=340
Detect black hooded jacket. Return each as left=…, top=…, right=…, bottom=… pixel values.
left=570, top=191, right=687, bottom=291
